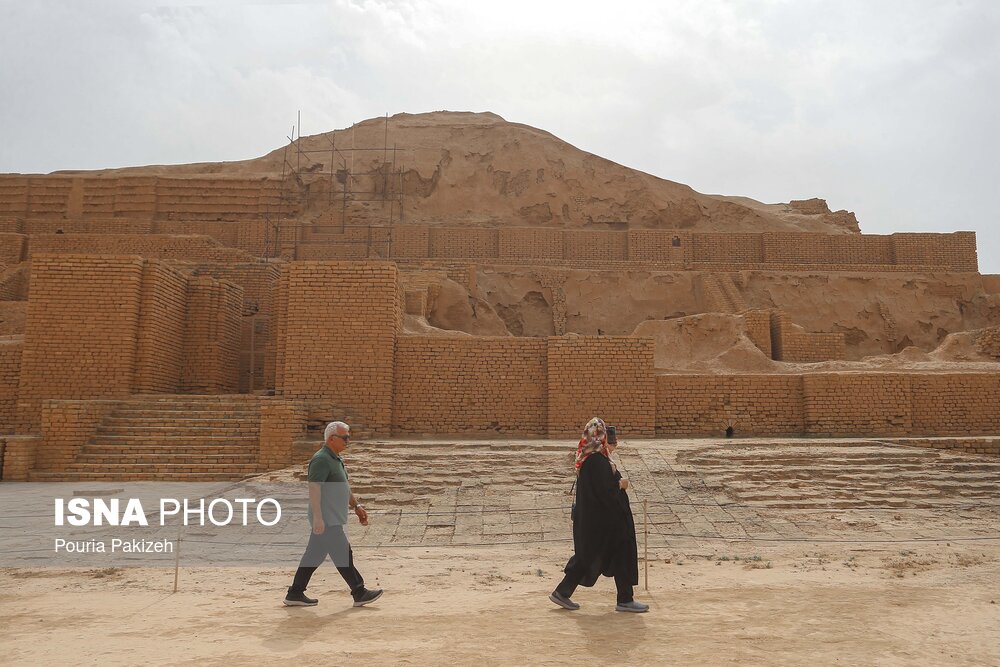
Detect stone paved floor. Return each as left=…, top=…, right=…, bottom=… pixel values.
left=2, top=438, right=998, bottom=567
left=330, top=437, right=1000, bottom=552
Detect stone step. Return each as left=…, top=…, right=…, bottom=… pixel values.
left=712, top=470, right=1000, bottom=485
left=126, top=395, right=259, bottom=403
left=687, top=455, right=942, bottom=467
left=733, top=487, right=998, bottom=502
left=90, top=435, right=256, bottom=445
left=108, top=410, right=259, bottom=420
left=89, top=434, right=256, bottom=442
left=117, top=399, right=259, bottom=406
left=736, top=497, right=997, bottom=509
left=706, top=465, right=1000, bottom=479
left=723, top=477, right=1000, bottom=491
left=82, top=444, right=248, bottom=455
left=687, top=456, right=1000, bottom=470
left=75, top=454, right=257, bottom=470
left=63, top=462, right=262, bottom=473
left=29, top=470, right=259, bottom=482
left=98, top=414, right=260, bottom=428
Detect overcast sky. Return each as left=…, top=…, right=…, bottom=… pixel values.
left=2, top=0, right=997, bottom=272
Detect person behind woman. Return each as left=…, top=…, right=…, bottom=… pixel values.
left=549, top=417, right=648, bottom=612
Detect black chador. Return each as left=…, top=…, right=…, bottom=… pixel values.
left=558, top=451, right=639, bottom=601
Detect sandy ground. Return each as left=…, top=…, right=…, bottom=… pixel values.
left=1, top=541, right=998, bottom=666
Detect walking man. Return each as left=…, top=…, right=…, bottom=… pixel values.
left=284, top=421, right=383, bottom=607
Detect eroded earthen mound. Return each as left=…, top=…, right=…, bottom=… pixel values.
left=81, top=111, right=859, bottom=234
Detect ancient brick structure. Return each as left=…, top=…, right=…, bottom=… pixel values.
left=14, top=255, right=243, bottom=432
left=0, top=169, right=996, bottom=482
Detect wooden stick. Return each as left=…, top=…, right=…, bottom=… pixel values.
left=173, top=532, right=181, bottom=594
left=643, top=498, right=649, bottom=591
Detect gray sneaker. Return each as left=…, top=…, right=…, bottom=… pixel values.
left=549, top=591, right=580, bottom=610
left=353, top=588, right=383, bottom=607
left=283, top=591, right=318, bottom=607
left=615, top=600, right=649, bottom=613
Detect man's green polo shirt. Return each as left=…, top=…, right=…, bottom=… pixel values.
left=306, top=446, right=350, bottom=527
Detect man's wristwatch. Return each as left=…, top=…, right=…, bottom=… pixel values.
left=351, top=503, right=365, bottom=511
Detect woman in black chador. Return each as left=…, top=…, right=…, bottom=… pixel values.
left=549, top=417, right=648, bottom=612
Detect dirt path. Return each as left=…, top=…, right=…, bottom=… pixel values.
left=1, top=542, right=998, bottom=666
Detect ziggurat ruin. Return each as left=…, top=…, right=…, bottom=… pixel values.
left=1, top=111, right=999, bottom=482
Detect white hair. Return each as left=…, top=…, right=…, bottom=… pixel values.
left=324, top=421, right=350, bottom=443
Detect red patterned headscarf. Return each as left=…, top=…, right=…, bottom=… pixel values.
left=574, top=417, right=610, bottom=473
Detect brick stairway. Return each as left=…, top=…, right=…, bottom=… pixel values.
left=279, top=440, right=575, bottom=508
left=700, top=273, right=749, bottom=313
left=30, top=395, right=261, bottom=481
left=290, top=401, right=372, bottom=461
left=677, top=441, right=1000, bottom=509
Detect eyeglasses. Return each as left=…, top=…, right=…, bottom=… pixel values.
left=338, top=433, right=351, bottom=443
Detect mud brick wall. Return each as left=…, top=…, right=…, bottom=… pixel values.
left=157, top=220, right=240, bottom=246
left=0, top=233, right=27, bottom=264
left=429, top=227, right=498, bottom=258
left=769, top=312, right=845, bottom=362
left=802, top=373, right=912, bottom=435
left=976, top=327, right=1000, bottom=358
left=390, top=225, right=431, bottom=258
left=761, top=233, right=895, bottom=265
left=0, top=173, right=981, bottom=271
left=0, top=179, right=30, bottom=216
left=0, top=435, right=42, bottom=481
left=192, top=263, right=281, bottom=392
left=692, top=233, right=764, bottom=264
left=627, top=230, right=689, bottom=264
left=0, top=339, right=22, bottom=431
left=403, top=289, right=427, bottom=315
left=16, top=255, right=144, bottom=431
left=267, top=268, right=290, bottom=393
left=80, top=178, right=157, bottom=217
left=742, top=310, right=773, bottom=357
left=656, top=374, right=804, bottom=435
left=564, top=230, right=628, bottom=262
left=909, top=374, right=1000, bottom=435
left=132, top=262, right=188, bottom=393
left=892, top=232, right=978, bottom=272
left=393, top=336, right=548, bottom=435
left=0, top=264, right=30, bottom=301
left=155, top=178, right=285, bottom=220
left=34, top=399, right=120, bottom=471
left=780, top=331, right=845, bottom=363
left=0, top=177, right=72, bottom=217
left=235, top=219, right=270, bottom=257
left=24, top=218, right=153, bottom=235
left=181, top=277, right=243, bottom=393
left=295, top=242, right=369, bottom=260
left=0, top=218, right=24, bottom=233
left=499, top=228, right=564, bottom=260
left=366, top=227, right=393, bottom=259
left=444, top=263, right=477, bottom=292
left=275, top=262, right=400, bottom=434
left=27, top=234, right=255, bottom=263
left=259, top=398, right=305, bottom=469
left=547, top=336, right=655, bottom=437
left=0, top=176, right=289, bottom=221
